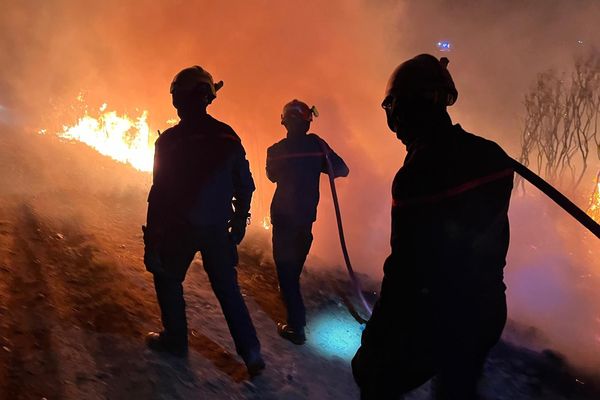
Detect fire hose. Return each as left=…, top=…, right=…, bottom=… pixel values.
left=318, top=139, right=373, bottom=321
left=511, top=159, right=600, bottom=239
left=319, top=140, right=600, bottom=322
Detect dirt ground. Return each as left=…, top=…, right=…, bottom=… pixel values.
left=0, top=126, right=599, bottom=399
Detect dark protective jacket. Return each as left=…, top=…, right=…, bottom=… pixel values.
left=379, top=124, right=513, bottom=312
left=147, top=114, right=255, bottom=230
left=266, top=133, right=349, bottom=226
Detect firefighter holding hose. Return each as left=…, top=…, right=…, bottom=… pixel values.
left=143, top=66, right=265, bottom=376
left=266, top=100, right=349, bottom=344
left=352, top=55, right=514, bottom=399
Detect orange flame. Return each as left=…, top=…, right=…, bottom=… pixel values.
left=587, top=172, right=600, bottom=223
left=47, top=103, right=156, bottom=172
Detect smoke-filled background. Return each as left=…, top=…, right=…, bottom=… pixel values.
left=1, top=0, right=599, bottom=373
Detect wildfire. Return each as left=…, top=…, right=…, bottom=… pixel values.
left=48, top=103, right=155, bottom=172
left=44, top=100, right=274, bottom=229
left=588, top=172, right=600, bottom=223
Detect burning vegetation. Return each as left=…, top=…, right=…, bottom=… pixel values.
left=589, top=172, right=600, bottom=223
left=43, top=101, right=156, bottom=173
left=45, top=100, right=277, bottom=231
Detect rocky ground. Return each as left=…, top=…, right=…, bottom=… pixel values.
left=0, top=125, right=598, bottom=399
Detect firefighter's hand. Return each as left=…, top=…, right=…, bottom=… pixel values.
left=142, top=225, right=164, bottom=274
left=229, top=216, right=248, bottom=245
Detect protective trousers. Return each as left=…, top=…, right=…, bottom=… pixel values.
left=153, top=225, right=260, bottom=359
left=272, top=223, right=313, bottom=331
left=352, top=290, right=507, bottom=400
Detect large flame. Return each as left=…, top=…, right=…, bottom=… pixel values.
left=45, top=102, right=273, bottom=228
left=51, top=103, right=155, bottom=172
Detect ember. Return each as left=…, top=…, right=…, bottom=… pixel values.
left=261, top=216, right=271, bottom=230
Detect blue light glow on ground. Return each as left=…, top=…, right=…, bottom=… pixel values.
left=307, top=310, right=364, bottom=361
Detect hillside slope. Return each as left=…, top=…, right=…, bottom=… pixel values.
left=0, top=125, right=598, bottom=399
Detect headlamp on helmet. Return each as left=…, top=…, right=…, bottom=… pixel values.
left=170, top=65, right=224, bottom=98
left=281, top=99, right=319, bottom=124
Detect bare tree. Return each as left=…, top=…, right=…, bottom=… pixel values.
left=518, top=50, right=600, bottom=194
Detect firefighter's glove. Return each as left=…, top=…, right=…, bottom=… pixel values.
left=142, top=225, right=164, bottom=275
left=229, top=215, right=248, bottom=245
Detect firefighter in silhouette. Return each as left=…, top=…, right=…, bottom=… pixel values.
left=143, top=66, right=265, bottom=376
left=266, top=100, right=349, bottom=344
left=352, top=54, right=514, bottom=399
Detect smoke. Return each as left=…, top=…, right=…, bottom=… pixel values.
left=505, top=187, right=600, bottom=369
left=1, top=0, right=599, bottom=371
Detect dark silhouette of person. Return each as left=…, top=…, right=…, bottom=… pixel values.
left=143, top=65, right=265, bottom=376
left=352, top=54, right=514, bottom=399
left=266, top=100, right=349, bottom=344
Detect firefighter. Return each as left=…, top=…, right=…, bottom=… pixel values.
left=352, top=54, right=514, bottom=399
left=143, top=66, right=265, bottom=376
left=266, top=100, right=349, bottom=344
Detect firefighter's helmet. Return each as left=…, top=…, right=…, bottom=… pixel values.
left=281, top=99, right=319, bottom=124
left=170, top=65, right=224, bottom=97
left=385, top=54, right=458, bottom=107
